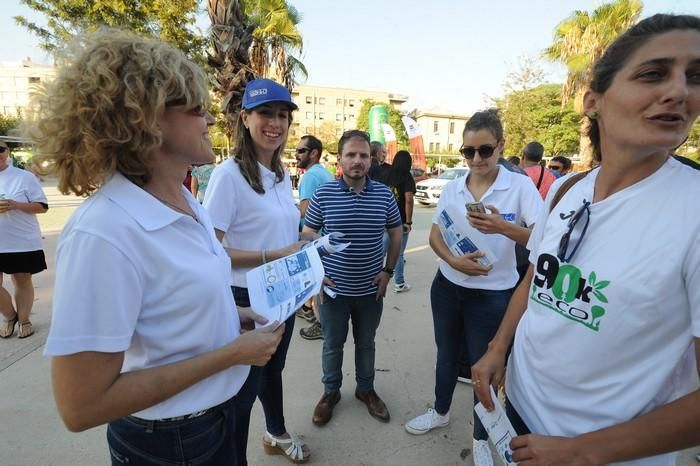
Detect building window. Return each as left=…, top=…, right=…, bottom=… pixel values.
left=28, top=77, right=40, bottom=84
left=448, top=143, right=453, bottom=152
left=305, top=96, right=312, bottom=104
left=349, top=99, right=355, bottom=107
left=336, top=114, right=341, bottom=121
left=429, top=142, right=434, bottom=152
left=449, top=122, right=455, bottom=134
left=319, top=112, right=325, bottom=120
left=318, top=97, right=326, bottom=105
left=433, top=121, right=439, bottom=133
left=305, top=126, right=313, bottom=133
left=336, top=127, right=342, bottom=136
left=436, top=143, right=441, bottom=151
left=349, top=114, right=355, bottom=120
left=336, top=98, right=343, bottom=105
left=306, top=112, right=313, bottom=119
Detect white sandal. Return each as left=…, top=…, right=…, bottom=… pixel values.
left=262, top=431, right=310, bottom=464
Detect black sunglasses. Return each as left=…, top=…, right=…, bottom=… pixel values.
left=459, top=144, right=497, bottom=159
left=0, top=147, right=7, bottom=153
left=549, top=164, right=563, bottom=171
left=557, top=200, right=591, bottom=263
left=296, top=147, right=311, bottom=154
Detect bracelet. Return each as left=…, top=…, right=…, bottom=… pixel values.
left=405, top=222, right=412, bottom=225
left=382, top=266, right=394, bottom=277
left=262, top=249, right=268, bottom=264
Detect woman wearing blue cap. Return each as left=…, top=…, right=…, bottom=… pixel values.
left=204, top=78, right=311, bottom=464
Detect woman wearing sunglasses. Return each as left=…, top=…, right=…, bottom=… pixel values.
left=35, top=30, right=284, bottom=465
left=0, top=141, right=48, bottom=339
left=203, top=78, right=312, bottom=464
left=405, top=109, right=542, bottom=466
left=473, top=14, right=700, bottom=465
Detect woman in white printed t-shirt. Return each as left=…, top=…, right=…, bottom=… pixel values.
left=34, top=30, right=283, bottom=466
left=203, top=78, right=313, bottom=464
left=404, top=109, right=543, bottom=466
left=0, top=141, right=48, bottom=339
left=473, top=14, right=700, bottom=466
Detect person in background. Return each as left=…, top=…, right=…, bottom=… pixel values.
left=191, top=162, right=215, bottom=203
left=36, top=29, right=283, bottom=466
left=0, top=140, right=48, bottom=339
left=383, top=150, right=415, bottom=293
left=368, top=141, right=391, bottom=182
left=474, top=14, right=700, bottom=465
left=547, top=155, right=573, bottom=177
left=405, top=110, right=542, bottom=466
left=295, top=134, right=334, bottom=341
left=204, top=78, right=312, bottom=464
left=521, top=141, right=557, bottom=198
left=506, top=155, right=521, bottom=167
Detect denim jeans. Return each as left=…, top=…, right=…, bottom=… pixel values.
left=394, top=230, right=410, bottom=285
left=107, top=397, right=240, bottom=465
left=430, top=270, right=512, bottom=441
left=319, top=293, right=383, bottom=393
left=231, top=287, right=295, bottom=440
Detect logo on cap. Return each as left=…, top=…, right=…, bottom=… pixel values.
left=249, top=88, right=268, bottom=98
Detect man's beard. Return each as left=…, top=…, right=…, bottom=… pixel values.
left=297, top=157, right=310, bottom=169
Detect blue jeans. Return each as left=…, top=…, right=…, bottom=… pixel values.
left=107, top=397, right=241, bottom=465
left=319, top=293, right=383, bottom=393
left=394, top=230, right=410, bottom=285
left=231, top=287, right=295, bottom=440
left=430, top=270, right=512, bottom=441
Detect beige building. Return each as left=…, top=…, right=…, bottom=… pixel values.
left=290, top=84, right=407, bottom=138
left=0, top=58, right=56, bottom=116
left=412, top=111, right=470, bottom=154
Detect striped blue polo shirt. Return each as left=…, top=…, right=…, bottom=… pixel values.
left=305, top=177, right=402, bottom=296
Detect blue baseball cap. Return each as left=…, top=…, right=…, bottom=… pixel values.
left=241, top=78, right=298, bottom=111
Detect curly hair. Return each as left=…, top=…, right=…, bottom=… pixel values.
left=27, top=28, right=210, bottom=196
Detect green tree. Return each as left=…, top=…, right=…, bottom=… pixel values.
left=316, top=121, right=339, bottom=154
left=356, top=99, right=410, bottom=149
left=15, top=0, right=205, bottom=60
left=544, top=0, right=642, bottom=164
left=498, top=84, right=580, bottom=156
left=676, top=119, right=700, bottom=162
left=0, top=114, right=22, bottom=136
left=243, top=0, right=307, bottom=90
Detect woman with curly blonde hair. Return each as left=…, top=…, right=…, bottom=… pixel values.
left=34, top=29, right=284, bottom=465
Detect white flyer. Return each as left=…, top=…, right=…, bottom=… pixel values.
left=302, top=232, right=350, bottom=257
left=436, top=204, right=496, bottom=266
left=474, top=386, right=517, bottom=466
left=246, top=247, right=325, bottom=328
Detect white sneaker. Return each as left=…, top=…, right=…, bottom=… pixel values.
left=472, top=439, right=494, bottom=466
left=394, top=282, right=411, bottom=293
left=405, top=408, right=449, bottom=435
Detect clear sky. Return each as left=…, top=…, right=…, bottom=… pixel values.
left=3, top=0, right=699, bottom=114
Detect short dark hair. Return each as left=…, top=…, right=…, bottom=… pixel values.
left=463, top=109, right=503, bottom=142
left=301, top=134, right=323, bottom=156
left=338, top=130, right=370, bottom=155
left=550, top=155, right=572, bottom=170
left=507, top=156, right=521, bottom=166
left=522, top=141, right=544, bottom=162
left=588, top=14, right=700, bottom=161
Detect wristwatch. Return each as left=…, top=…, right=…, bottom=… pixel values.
left=382, top=266, right=394, bottom=277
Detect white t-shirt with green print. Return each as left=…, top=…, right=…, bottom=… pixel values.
left=507, top=158, right=700, bottom=466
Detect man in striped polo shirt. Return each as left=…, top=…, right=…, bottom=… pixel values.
left=303, top=130, right=403, bottom=426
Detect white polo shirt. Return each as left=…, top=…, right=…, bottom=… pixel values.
left=204, top=158, right=300, bottom=287
left=432, top=166, right=543, bottom=290
left=44, top=172, right=249, bottom=420
left=0, top=164, right=48, bottom=253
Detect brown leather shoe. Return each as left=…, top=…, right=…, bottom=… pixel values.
left=355, top=389, right=390, bottom=422
left=312, top=391, right=341, bottom=426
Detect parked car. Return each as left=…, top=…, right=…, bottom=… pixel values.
left=414, top=167, right=468, bottom=206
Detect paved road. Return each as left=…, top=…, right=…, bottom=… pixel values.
left=0, top=197, right=697, bottom=465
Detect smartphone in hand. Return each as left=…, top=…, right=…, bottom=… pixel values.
left=466, top=202, right=486, bottom=213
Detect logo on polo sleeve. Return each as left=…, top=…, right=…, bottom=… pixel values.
left=530, top=253, right=610, bottom=331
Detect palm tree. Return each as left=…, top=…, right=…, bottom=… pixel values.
left=243, top=0, right=307, bottom=90
left=545, top=0, right=642, bottom=165
left=207, top=0, right=256, bottom=139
